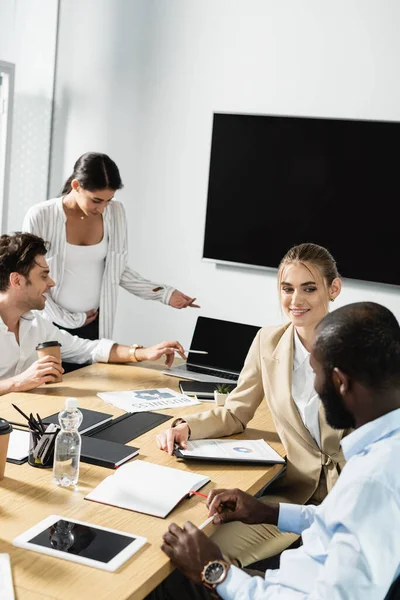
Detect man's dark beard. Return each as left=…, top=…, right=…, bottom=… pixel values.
left=319, top=374, right=356, bottom=429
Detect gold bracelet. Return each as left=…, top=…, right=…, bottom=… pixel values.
left=128, top=344, right=144, bottom=363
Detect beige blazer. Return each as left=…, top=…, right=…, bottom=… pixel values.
left=185, top=323, right=347, bottom=505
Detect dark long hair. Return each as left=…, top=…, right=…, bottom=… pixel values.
left=59, top=152, right=124, bottom=195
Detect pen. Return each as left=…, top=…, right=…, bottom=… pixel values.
left=198, top=515, right=216, bottom=530
left=176, top=350, right=208, bottom=355
left=37, top=413, right=45, bottom=434
left=12, top=403, right=31, bottom=423
left=189, top=490, right=208, bottom=499
left=8, top=421, right=30, bottom=429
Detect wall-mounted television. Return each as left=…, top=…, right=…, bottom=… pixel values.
left=202, top=112, right=400, bottom=286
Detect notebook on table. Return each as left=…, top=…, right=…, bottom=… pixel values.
left=163, top=316, right=260, bottom=383
left=7, top=428, right=30, bottom=464
left=43, top=408, right=113, bottom=435
left=80, top=436, right=139, bottom=469
left=85, top=459, right=210, bottom=518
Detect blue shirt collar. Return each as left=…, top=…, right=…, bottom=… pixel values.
left=341, top=407, right=400, bottom=460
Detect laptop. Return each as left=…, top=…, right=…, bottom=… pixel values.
left=163, top=316, right=261, bottom=383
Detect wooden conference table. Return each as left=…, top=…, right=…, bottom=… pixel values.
left=0, top=362, right=285, bottom=600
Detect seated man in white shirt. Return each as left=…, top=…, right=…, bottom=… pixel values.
left=0, top=232, right=185, bottom=395
left=148, top=301, right=400, bottom=600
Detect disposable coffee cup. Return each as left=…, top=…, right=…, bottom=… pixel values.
left=36, top=341, right=63, bottom=383
left=0, top=418, right=12, bottom=481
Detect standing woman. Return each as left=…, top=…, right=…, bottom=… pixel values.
left=22, top=153, right=198, bottom=350
left=156, top=243, right=348, bottom=567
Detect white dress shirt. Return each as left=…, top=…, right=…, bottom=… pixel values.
left=218, top=408, right=400, bottom=599
left=0, top=312, right=114, bottom=379
left=292, top=329, right=321, bottom=448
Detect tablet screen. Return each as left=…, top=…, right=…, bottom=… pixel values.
left=28, top=519, right=134, bottom=563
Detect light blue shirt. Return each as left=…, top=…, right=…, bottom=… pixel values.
left=218, top=408, right=400, bottom=600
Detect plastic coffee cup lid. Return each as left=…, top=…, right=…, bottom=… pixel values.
left=35, top=341, right=62, bottom=350
left=0, top=418, right=12, bottom=435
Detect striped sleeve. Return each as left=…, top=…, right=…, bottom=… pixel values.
left=120, top=266, right=175, bottom=304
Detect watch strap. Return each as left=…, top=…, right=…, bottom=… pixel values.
left=201, top=559, right=230, bottom=592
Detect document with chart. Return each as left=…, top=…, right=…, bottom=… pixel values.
left=97, top=388, right=200, bottom=412
left=176, top=439, right=285, bottom=464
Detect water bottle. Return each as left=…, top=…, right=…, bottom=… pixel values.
left=52, top=397, right=83, bottom=487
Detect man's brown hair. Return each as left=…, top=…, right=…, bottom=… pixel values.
left=0, top=232, right=49, bottom=292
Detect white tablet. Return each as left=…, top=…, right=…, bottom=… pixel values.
left=13, top=515, right=147, bottom=572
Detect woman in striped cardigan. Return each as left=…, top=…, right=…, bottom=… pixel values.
left=22, top=152, right=198, bottom=368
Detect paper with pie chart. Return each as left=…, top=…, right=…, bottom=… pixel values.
left=178, top=439, right=285, bottom=464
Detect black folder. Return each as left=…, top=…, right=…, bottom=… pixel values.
left=88, top=411, right=172, bottom=444
left=80, top=436, right=139, bottom=469
left=43, top=408, right=113, bottom=435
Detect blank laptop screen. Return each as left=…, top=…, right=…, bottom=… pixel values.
left=187, top=317, right=261, bottom=373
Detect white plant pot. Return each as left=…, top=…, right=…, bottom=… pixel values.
left=214, top=391, right=228, bottom=407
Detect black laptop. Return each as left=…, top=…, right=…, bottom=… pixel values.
left=163, top=316, right=261, bottom=383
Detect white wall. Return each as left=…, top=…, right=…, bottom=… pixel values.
left=0, top=0, right=58, bottom=232
left=50, top=0, right=400, bottom=348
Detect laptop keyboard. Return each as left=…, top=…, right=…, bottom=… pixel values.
left=187, top=365, right=238, bottom=380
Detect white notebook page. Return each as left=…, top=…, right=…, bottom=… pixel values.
left=85, top=460, right=210, bottom=518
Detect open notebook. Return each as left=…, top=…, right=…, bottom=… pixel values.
left=85, top=460, right=210, bottom=518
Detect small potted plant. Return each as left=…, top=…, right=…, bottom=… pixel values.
left=214, top=383, right=231, bottom=407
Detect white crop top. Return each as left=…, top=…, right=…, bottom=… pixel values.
left=56, top=236, right=108, bottom=313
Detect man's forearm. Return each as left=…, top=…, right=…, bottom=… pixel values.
left=0, top=377, right=17, bottom=396
left=108, top=344, right=131, bottom=364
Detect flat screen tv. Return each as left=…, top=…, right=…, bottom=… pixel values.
left=202, top=112, right=400, bottom=286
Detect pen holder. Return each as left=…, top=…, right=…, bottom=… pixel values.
left=28, top=427, right=58, bottom=469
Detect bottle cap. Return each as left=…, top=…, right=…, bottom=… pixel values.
left=65, top=397, right=79, bottom=409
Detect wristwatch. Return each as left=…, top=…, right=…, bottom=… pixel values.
left=201, top=559, right=230, bottom=595
left=128, top=344, right=144, bottom=363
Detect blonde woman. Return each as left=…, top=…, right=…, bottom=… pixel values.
left=156, top=243, right=348, bottom=567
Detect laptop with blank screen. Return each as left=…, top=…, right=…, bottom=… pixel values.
left=163, top=316, right=261, bottom=383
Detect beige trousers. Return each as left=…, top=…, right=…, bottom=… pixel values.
left=211, top=495, right=298, bottom=567
left=211, top=473, right=328, bottom=568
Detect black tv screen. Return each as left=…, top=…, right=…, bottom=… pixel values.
left=203, top=112, right=400, bottom=286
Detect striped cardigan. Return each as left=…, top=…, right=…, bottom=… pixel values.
left=22, top=198, right=174, bottom=338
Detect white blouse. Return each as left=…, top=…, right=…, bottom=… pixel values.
left=292, top=328, right=321, bottom=448
left=22, top=198, right=175, bottom=338
left=57, top=237, right=108, bottom=313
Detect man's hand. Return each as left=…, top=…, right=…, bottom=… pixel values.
left=84, top=309, right=98, bottom=326
left=161, top=521, right=223, bottom=584
left=169, top=290, right=200, bottom=309
left=135, top=340, right=186, bottom=367
left=156, top=422, right=190, bottom=455
left=207, top=488, right=279, bottom=526
left=12, top=356, right=64, bottom=391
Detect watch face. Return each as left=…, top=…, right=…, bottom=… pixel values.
left=204, top=561, right=225, bottom=584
